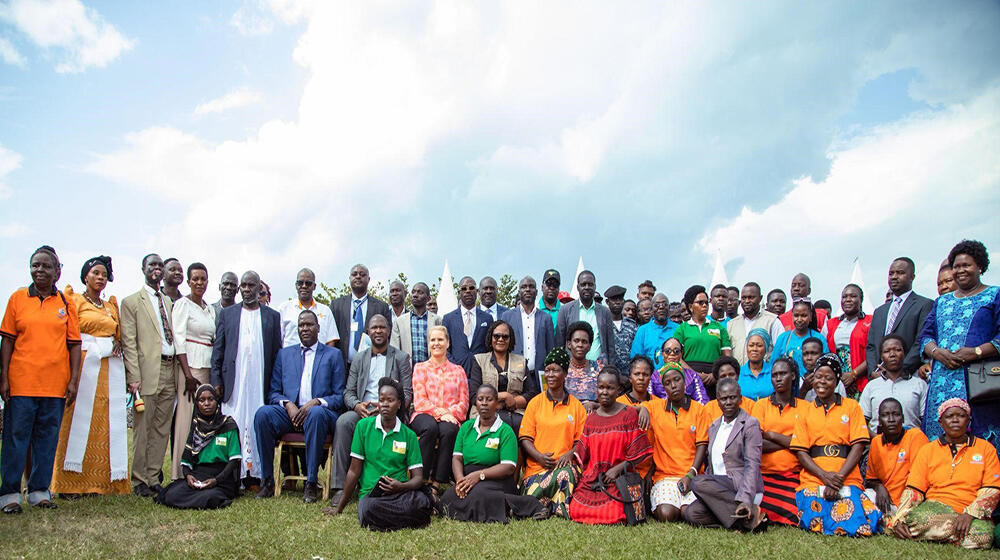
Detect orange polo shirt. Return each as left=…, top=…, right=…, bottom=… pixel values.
left=640, top=397, right=710, bottom=483
left=789, top=396, right=869, bottom=491
left=751, top=396, right=805, bottom=474
left=0, top=286, right=81, bottom=398
left=519, top=391, right=587, bottom=478
left=703, top=396, right=754, bottom=422
left=906, top=436, right=1000, bottom=513
left=865, top=428, right=929, bottom=504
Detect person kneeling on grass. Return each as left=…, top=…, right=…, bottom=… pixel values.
left=323, top=377, right=433, bottom=532
left=155, top=385, right=241, bottom=509
left=887, top=398, right=999, bottom=550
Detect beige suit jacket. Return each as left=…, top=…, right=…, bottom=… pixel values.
left=389, top=311, right=442, bottom=362
left=120, top=287, right=174, bottom=395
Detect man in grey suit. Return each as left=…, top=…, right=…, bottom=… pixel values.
left=556, top=270, right=614, bottom=362
left=330, top=314, right=412, bottom=505
left=865, top=257, right=934, bottom=377
left=501, top=276, right=554, bottom=383
left=120, top=253, right=176, bottom=497
left=329, top=264, right=391, bottom=370
left=390, top=282, right=441, bottom=366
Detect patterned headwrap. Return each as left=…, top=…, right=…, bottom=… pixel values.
left=544, top=347, right=570, bottom=372
left=814, top=353, right=843, bottom=378
left=937, top=397, right=971, bottom=421
left=746, top=327, right=772, bottom=354
left=80, top=255, right=114, bottom=283
left=659, top=361, right=685, bottom=380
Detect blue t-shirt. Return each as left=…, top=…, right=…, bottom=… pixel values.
left=738, top=362, right=773, bottom=400
left=629, top=320, right=679, bottom=369
left=769, top=329, right=828, bottom=377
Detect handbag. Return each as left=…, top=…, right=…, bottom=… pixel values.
left=967, top=358, right=1000, bottom=404
left=591, top=469, right=649, bottom=525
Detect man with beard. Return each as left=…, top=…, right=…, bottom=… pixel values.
left=390, top=282, right=442, bottom=367
left=478, top=276, right=508, bottom=321
left=388, top=280, right=407, bottom=322
left=537, top=269, right=562, bottom=332
left=442, top=276, right=493, bottom=376
left=502, top=276, right=555, bottom=381
left=212, top=272, right=239, bottom=323
left=727, top=282, right=783, bottom=365
left=604, top=285, right=637, bottom=374
left=161, top=258, right=184, bottom=302
left=277, top=268, right=340, bottom=348
left=556, top=270, right=613, bottom=363
left=630, top=293, right=678, bottom=370
left=726, top=286, right=740, bottom=321
left=330, top=264, right=391, bottom=370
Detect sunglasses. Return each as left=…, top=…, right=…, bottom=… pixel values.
left=295, top=280, right=315, bottom=287
left=492, top=333, right=510, bottom=340
left=663, top=347, right=682, bottom=355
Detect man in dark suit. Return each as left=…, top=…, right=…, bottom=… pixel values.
left=210, top=270, right=281, bottom=485
left=478, top=276, right=509, bottom=321
left=556, top=270, right=614, bottom=362
left=253, top=310, right=345, bottom=502
left=442, top=275, right=493, bottom=376
left=329, top=264, right=391, bottom=370
left=865, top=257, right=934, bottom=377
left=501, top=275, right=554, bottom=383
left=329, top=314, right=412, bottom=504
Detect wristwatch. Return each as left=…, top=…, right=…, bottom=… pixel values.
left=479, top=471, right=486, bottom=481
left=975, top=346, right=983, bottom=357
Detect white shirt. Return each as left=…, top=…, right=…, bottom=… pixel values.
left=144, top=285, right=174, bottom=356
left=521, top=304, right=537, bottom=371
left=277, top=298, right=340, bottom=348
left=363, top=350, right=388, bottom=402
left=742, top=310, right=786, bottom=345
left=480, top=303, right=500, bottom=322
left=711, top=417, right=736, bottom=476
left=390, top=306, right=405, bottom=321
left=171, top=297, right=216, bottom=368
left=297, top=343, right=318, bottom=405
left=462, top=306, right=477, bottom=346
left=348, top=295, right=369, bottom=363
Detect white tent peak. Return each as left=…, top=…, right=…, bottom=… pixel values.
left=569, top=257, right=585, bottom=300
left=710, top=249, right=729, bottom=290
left=848, top=257, right=875, bottom=315
left=437, top=260, right=458, bottom=315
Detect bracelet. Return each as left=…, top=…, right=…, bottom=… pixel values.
left=688, top=467, right=698, bottom=475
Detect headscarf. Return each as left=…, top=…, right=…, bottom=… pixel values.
left=544, top=347, right=570, bottom=372
left=746, top=327, right=772, bottom=357
left=659, top=361, right=685, bottom=380
left=80, top=255, right=114, bottom=283
left=184, top=385, right=238, bottom=461
left=937, top=397, right=971, bottom=421
left=814, top=353, right=843, bottom=378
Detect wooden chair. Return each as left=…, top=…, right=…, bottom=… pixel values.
left=274, top=432, right=334, bottom=500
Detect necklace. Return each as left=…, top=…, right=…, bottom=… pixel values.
left=83, top=292, right=104, bottom=308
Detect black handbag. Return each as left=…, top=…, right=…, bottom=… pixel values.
left=591, top=469, right=649, bottom=526
left=967, top=359, right=1000, bottom=404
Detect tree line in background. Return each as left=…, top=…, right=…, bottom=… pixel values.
left=312, top=273, right=519, bottom=309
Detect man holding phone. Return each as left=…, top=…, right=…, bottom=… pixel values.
left=330, top=314, right=413, bottom=505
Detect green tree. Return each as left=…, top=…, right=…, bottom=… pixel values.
left=497, top=274, right=517, bottom=308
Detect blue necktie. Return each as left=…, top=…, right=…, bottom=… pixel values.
left=352, top=299, right=364, bottom=350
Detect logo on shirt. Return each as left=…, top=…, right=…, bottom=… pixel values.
left=971, top=454, right=984, bottom=464
left=689, top=425, right=696, bottom=433
left=215, top=436, right=227, bottom=446
left=840, top=415, right=849, bottom=425
left=567, top=415, right=575, bottom=424
left=707, top=328, right=721, bottom=338
left=57, top=308, right=67, bottom=318
left=485, top=437, right=500, bottom=450
left=392, top=440, right=407, bottom=455
left=896, top=451, right=907, bottom=463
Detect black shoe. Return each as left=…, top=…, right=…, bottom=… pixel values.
left=303, top=482, right=320, bottom=503
left=149, top=484, right=165, bottom=496
left=255, top=479, right=275, bottom=499
left=133, top=483, right=156, bottom=498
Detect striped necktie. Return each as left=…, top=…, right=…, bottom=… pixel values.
left=884, top=296, right=903, bottom=335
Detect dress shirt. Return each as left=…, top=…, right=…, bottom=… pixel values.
left=278, top=298, right=340, bottom=348
left=480, top=303, right=500, bottom=322
left=171, top=297, right=216, bottom=368
left=521, top=304, right=537, bottom=371
left=578, top=302, right=602, bottom=361
left=462, top=306, right=477, bottom=346
left=144, top=285, right=174, bottom=356
left=363, top=349, right=388, bottom=402
left=711, top=416, right=736, bottom=476
left=348, top=295, right=369, bottom=363
left=284, top=343, right=327, bottom=408
left=858, top=374, right=927, bottom=433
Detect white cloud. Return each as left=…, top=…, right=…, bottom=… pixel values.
left=698, top=87, right=1000, bottom=302
left=0, top=0, right=133, bottom=73
left=0, top=145, right=23, bottom=199
left=230, top=3, right=273, bottom=36
left=0, top=37, right=26, bottom=67
left=193, top=87, right=263, bottom=116
left=0, top=222, right=29, bottom=238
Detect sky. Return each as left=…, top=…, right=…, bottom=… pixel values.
left=1, top=0, right=998, bottom=314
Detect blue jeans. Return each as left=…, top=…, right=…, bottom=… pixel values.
left=1, top=396, right=65, bottom=506
left=254, top=404, right=337, bottom=483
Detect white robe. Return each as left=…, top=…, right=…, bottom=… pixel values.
left=222, top=306, right=264, bottom=479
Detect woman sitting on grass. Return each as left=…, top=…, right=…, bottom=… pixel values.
left=155, top=385, right=241, bottom=509
left=325, top=377, right=433, bottom=532
left=439, top=384, right=546, bottom=523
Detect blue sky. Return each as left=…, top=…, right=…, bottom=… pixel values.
left=1, top=0, right=998, bottom=312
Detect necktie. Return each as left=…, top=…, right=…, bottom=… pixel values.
left=884, top=296, right=902, bottom=335
left=352, top=299, right=364, bottom=350
left=156, top=291, right=174, bottom=345
left=464, top=309, right=473, bottom=338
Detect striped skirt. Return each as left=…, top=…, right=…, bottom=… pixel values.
left=760, top=471, right=799, bottom=526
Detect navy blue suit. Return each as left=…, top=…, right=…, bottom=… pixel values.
left=501, top=306, right=555, bottom=374
left=442, top=306, right=493, bottom=376
left=210, top=303, right=282, bottom=404
left=253, top=343, right=346, bottom=483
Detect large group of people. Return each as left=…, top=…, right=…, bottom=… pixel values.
left=1, top=239, right=999, bottom=550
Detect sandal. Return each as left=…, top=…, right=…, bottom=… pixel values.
left=35, top=499, right=58, bottom=509
left=1, top=503, right=22, bottom=514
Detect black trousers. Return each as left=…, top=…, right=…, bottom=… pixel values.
left=409, top=413, right=459, bottom=483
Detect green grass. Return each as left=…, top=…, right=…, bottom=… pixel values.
left=0, top=491, right=996, bottom=560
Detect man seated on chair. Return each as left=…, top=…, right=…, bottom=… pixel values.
left=254, top=310, right=346, bottom=502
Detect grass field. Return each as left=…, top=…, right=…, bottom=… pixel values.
left=0, top=488, right=997, bottom=560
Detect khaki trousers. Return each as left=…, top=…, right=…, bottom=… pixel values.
left=131, top=359, right=176, bottom=488
left=170, top=367, right=211, bottom=480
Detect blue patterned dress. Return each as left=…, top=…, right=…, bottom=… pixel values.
left=919, top=286, right=1000, bottom=448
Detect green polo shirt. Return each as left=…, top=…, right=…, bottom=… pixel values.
left=538, top=297, right=561, bottom=332
left=180, top=428, right=241, bottom=470
left=453, top=416, right=518, bottom=467
left=671, top=319, right=732, bottom=363
left=350, top=415, right=423, bottom=496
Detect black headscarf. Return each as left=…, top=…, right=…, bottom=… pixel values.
left=814, top=353, right=843, bottom=379
left=80, top=255, right=114, bottom=283
left=184, top=385, right=238, bottom=461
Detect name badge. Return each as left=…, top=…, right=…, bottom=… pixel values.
left=215, top=436, right=227, bottom=446
left=485, top=437, right=500, bottom=450
left=392, top=440, right=407, bottom=454
left=351, top=321, right=360, bottom=333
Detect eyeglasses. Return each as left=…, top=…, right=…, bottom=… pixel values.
left=492, top=333, right=510, bottom=340
left=792, top=297, right=812, bottom=304
left=692, top=299, right=710, bottom=306
left=460, top=286, right=477, bottom=292
left=295, top=280, right=314, bottom=287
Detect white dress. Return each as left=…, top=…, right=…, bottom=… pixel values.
left=222, top=307, right=264, bottom=479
